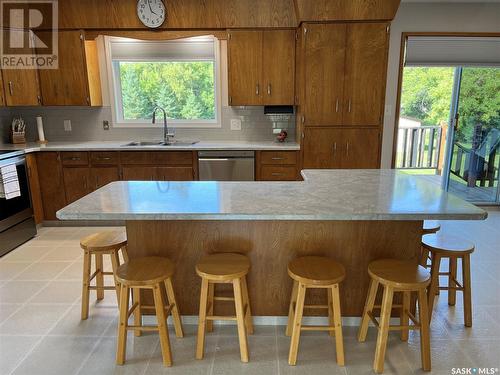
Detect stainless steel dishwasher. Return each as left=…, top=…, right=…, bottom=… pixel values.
left=198, top=151, right=255, bottom=181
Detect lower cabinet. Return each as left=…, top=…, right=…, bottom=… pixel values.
left=256, top=151, right=300, bottom=181
left=91, top=167, right=120, bottom=189
left=122, top=166, right=194, bottom=181
left=36, top=152, right=67, bottom=220
left=121, top=166, right=157, bottom=181
left=63, top=167, right=91, bottom=204
left=302, top=128, right=380, bottom=169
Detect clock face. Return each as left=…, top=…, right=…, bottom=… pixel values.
left=137, top=0, right=166, bottom=28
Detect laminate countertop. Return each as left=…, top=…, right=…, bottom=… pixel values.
left=0, top=140, right=300, bottom=153
left=56, top=169, right=487, bottom=222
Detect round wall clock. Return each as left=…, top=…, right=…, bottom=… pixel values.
left=137, top=0, right=166, bottom=28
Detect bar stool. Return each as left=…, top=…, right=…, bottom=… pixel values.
left=195, top=253, right=252, bottom=363
left=422, top=234, right=474, bottom=327
left=115, top=257, right=184, bottom=367
left=358, top=259, right=431, bottom=373
left=420, top=221, right=441, bottom=267
left=286, top=256, right=345, bottom=366
left=80, top=230, right=128, bottom=320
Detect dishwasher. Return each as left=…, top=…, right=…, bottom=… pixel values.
left=198, top=151, right=255, bottom=181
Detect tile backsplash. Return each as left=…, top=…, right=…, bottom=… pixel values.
left=0, top=106, right=295, bottom=144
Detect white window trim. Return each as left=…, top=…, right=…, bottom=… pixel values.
left=104, top=36, right=222, bottom=129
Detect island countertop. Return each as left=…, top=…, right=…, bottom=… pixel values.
left=56, top=169, right=487, bottom=221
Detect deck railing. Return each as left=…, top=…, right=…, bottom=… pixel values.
left=396, top=125, right=444, bottom=169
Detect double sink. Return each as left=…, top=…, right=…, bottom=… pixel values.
left=122, top=140, right=199, bottom=147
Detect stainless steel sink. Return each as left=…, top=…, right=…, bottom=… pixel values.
left=122, top=140, right=199, bottom=147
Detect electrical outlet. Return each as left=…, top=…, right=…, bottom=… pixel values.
left=103, top=120, right=110, bottom=130
left=273, top=129, right=282, bottom=134
left=230, top=119, right=242, bottom=131
left=63, top=119, right=72, bottom=132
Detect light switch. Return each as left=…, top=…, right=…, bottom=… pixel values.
left=230, top=119, right=242, bottom=131
left=64, top=119, right=72, bottom=131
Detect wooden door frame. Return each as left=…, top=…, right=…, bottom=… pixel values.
left=390, top=31, right=500, bottom=168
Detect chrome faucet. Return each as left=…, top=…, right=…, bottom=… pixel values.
left=152, top=106, right=174, bottom=144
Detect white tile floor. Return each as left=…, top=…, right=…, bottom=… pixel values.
left=0, top=215, right=499, bottom=375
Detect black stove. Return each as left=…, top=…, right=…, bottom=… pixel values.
left=0, top=150, right=24, bottom=160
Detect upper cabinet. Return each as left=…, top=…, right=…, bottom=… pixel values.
left=0, top=71, right=5, bottom=106
left=38, top=30, right=102, bottom=106
left=297, top=22, right=389, bottom=127
left=228, top=29, right=295, bottom=106
left=1, top=69, right=41, bottom=106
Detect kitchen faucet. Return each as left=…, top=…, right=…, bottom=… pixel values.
left=152, top=106, right=174, bottom=144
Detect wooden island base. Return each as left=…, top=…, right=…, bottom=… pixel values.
left=125, top=220, right=423, bottom=317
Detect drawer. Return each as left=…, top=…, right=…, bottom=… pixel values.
left=260, top=151, right=297, bottom=165
left=260, top=165, right=298, bottom=181
left=90, top=151, right=119, bottom=165
left=61, top=152, right=89, bottom=166
left=120, top=151, right=193, bottom=165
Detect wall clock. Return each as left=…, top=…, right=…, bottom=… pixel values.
left=137, top=0, right=166, bottom=28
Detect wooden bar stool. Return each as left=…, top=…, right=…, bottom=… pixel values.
left=422, top=234, right=475, bottom=327
left=286, top=256, right=346, bottom=366
left=358, top=259, right=431, bottom=373
left=80, top=230, right=128, bottom=320
left=195, top=253, right=253, bottom=363
left=420, top=221, right=441, bottom=267
left=115, top=257, right=184, bottom=367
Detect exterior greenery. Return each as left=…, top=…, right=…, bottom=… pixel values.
left=118, top=61, right=216, bottom=121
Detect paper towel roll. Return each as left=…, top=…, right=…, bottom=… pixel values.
left=36, top=116, right=45, bottom=142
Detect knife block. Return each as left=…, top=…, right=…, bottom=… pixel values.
left=11, top=131, right=26, bottom=144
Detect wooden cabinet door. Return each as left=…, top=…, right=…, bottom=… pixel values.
left=36, top=152, right=66, bottom=220
left=0, top=72, right=4, bottom=106
left=91, top=167, right=120, bottom=189
left=1, top=69, right=41, bottom=106
left=261, top=30, right=295, bottom=105
left=343, top=23, right=389, bottom=126
left=156, top=167, right=194, bottom=181
left=303, top=23, right=346, bottom=126
left=26, top=154, right=44, bottom=224
left=340, top=129, right=380, bottom=169
left=63, top=167, right=91, bottom=203
left=38, top=30, right=90, bottom=106
left=121, top=166, right=157, bottom=181
left=228, top=30, right=263, bottom=105
left=302, top=128, right=343, bottom=169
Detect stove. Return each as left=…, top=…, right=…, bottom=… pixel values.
left=0, top=150, right=24, bottom=160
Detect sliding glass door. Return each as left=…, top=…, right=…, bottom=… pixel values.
left=444, top=67, right=500, bottom=203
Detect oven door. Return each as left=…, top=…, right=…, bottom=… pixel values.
left=0, top=155, right=34, bottom=232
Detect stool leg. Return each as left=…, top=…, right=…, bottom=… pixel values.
left=110, top=250, right=121, bottom=305
left=233, top=277, right=249, bottom=363
left=373, top=286, right=394, bottom=374
left=81, top=250, right=92, bottom=320
left=420, top=247, right=430, bottom=267
left=95, top=253, right=105, bottom=300
left=153, top=283, right=172, bottom=367
left=164, top=278, right=184, bottom=338
left=207, top=282, right=214, bottom=333
left=121, top=246, right=129, bottom=263
left=116, top=284, right=130, bottom=365
left=400, top=291, right=411, bottom=342
left=327, top=288, right=335, bottom=337
left=428, top=253, right=441, bottom=321
left=462, top=254, right=472, bottom=327
left=288, top=282, right=306, bottom=366
left=132, top=288, right=142, bottom=337
left=241, top=276, right=254, bottom=335
left=358, top=279, right=379, bottom=342
left=418, top=288, right=431, bottom=371
left=196, top=278, right=209, bottom=360
left=285, top=280, right=298, bottom=337
left=331, top=284, right=345, bottom=366
left=448, top=257, right=457, bottom=306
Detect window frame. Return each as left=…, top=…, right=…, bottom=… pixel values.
left=105, top=36, right=222, bottom=129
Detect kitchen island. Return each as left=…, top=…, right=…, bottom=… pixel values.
left=57, top=170, right=486, bottom=317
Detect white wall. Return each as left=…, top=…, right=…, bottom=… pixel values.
left=381, top=2, right=500, bottom=168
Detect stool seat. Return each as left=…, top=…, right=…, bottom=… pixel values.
left=116, top=257, right=174, bottom=286
left=288, top=256, right=345, bottom=286
left=423, top=221, right=441, bottom=234
left=368, top=259, right=430, bottom=290
left=196, top=253, right=250, bottom=281
left=422, top=234, right=474, bottom=255
left=80, top=230, right=127, bottom=252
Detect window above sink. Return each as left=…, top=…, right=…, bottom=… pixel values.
left=105, top=36, right=223, bottom=129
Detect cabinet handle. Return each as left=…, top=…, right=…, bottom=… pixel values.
left=83, top=176, right=88, bottom=189
left=267, top=83, right=272, bottom=96
left=95, top=176, right=99, bottom=188
left=97, top=157, right=111, bottom=161
left=8, top=81, right=13, bottom=96
left=271, top=157, right=284, bottom=160
left=348, top=100, right=352, bottom=113
left=271, top=173, right=284, bottom=176
left=68, top=157, right=81, bottom=161
left=333, top=142, right=337, bottom=154
left=346, top=142, right=349, bottom=157
left=256, top=83, right=260, bottom=96
left=335, top=99, right=339, bottom=113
